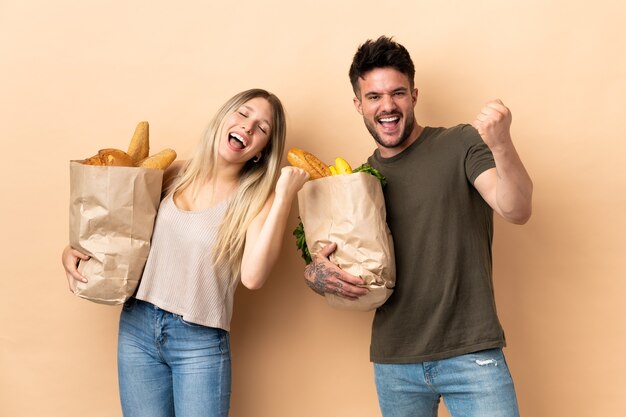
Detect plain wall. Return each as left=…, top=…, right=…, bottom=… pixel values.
left=1, top=1, right=625, bottom=416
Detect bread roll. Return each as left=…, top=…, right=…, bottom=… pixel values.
left=82, top=154, right=105, bottom=166
left=82, top=148, right=135, bottom=167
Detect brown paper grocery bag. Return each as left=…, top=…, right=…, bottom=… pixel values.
left=69, top=161, right=163, bottom=305
left=298, top=172, right=395, bottom=311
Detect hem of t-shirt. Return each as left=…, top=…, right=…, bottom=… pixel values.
left=468, top=161, right=496, bottom=185
left=136, top=295, right=230, bottom=332
left=370, top=339, right=506, bottom=364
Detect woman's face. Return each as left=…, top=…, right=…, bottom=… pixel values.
left=219, top=97, right=273, bottom=166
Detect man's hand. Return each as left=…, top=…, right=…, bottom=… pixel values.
left=472, top=99, right=513, bottom=152
left=471, top=99, right=533, bottom=224
left=303, top=243, right=368, bottom=300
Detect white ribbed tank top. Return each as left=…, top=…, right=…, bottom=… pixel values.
left=135, top=195, right=238, bottom=331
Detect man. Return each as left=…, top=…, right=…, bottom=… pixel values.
left=304, top=36, right=532, bottom=417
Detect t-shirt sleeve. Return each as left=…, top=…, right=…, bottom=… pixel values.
left=462, top=125, right=496, bottom=184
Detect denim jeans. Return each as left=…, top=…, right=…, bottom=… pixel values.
left=117, top=298, right=231, bottom=417
left=374, top=348, right=520, bottom=417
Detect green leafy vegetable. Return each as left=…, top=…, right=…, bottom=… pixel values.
left=353, top=163, right=387, bottom=187
left=293, top=219, right=312, bottom=264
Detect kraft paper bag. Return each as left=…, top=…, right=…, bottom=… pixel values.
left=298, top=172, right=395, bottom=311
left=69, top=161, right=163, bottom=305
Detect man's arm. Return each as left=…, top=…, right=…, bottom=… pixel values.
left=304, top=243, right=368, bottom=300
left=472, top=100, right=533, bottom=224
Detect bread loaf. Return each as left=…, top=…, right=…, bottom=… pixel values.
left=139, top=148, right=177, bottom=170
left=287, top=148, right=331, bottom=180
left=127, top=121, right=149, bottom=164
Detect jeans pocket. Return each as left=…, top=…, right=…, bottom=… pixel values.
left=175, top=315, right=205, bottom=328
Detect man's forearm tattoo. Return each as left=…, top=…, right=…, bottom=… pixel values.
left=304, top=261, right=343, bottom=296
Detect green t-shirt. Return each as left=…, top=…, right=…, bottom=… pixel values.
left=368, top=124, right=505, bottom=363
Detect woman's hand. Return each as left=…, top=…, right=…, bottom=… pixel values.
left=61, top=245, right=89, bottom=292
left=274, top=166, right=309, bottom=202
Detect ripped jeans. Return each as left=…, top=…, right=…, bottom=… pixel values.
left=374, top=348, right=520, bottom=417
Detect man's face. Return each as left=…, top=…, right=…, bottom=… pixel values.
left=353, top=67, right=418, bottom=155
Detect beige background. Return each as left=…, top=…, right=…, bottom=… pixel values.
left=1, top=0, right=625, bottom=416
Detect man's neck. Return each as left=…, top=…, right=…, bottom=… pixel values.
left=377, top=124, right=424, bottom=158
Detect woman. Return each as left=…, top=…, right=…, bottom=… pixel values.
left=62, top=88, right=309, bottom=417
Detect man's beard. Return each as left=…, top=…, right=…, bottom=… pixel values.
left=364, top=111, right=416, bottom=149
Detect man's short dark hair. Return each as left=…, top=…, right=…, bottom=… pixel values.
left=349, top=36, right=415, bottom=97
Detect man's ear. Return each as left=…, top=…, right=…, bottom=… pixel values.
left=353, top=96, right=363, bottom=115
left=412, top=88, right=418, bottom=106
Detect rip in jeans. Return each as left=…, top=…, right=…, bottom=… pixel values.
left=475, top=359, right=498, bottom=366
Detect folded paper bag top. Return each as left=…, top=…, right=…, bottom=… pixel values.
left=69, top=161, right=163, bottom=305
left=297, top=172, right=396, bottom=311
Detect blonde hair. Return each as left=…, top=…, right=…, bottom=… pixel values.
left=167, top=89, right=286, bottom=279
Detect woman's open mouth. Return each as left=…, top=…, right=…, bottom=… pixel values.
left=228, top=132, right=248, bottom=150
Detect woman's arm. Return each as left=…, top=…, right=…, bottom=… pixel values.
left=61, top=245, right=90, bottom=292
left=240, top=166, right=309, bottom=289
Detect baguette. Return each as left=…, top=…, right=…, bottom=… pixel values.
left=139, top=148, right=177, bottom=170
left=127, top=121, right=149, bottom=164
left=287, top=148, right=330, bottom=180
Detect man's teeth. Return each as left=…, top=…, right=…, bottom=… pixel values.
left=379, top=116, right=400, bottom=123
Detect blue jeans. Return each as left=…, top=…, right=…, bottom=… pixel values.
left=117, top=298, right=231, bottom=417
left=374, top=349, right=520, bottom=417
